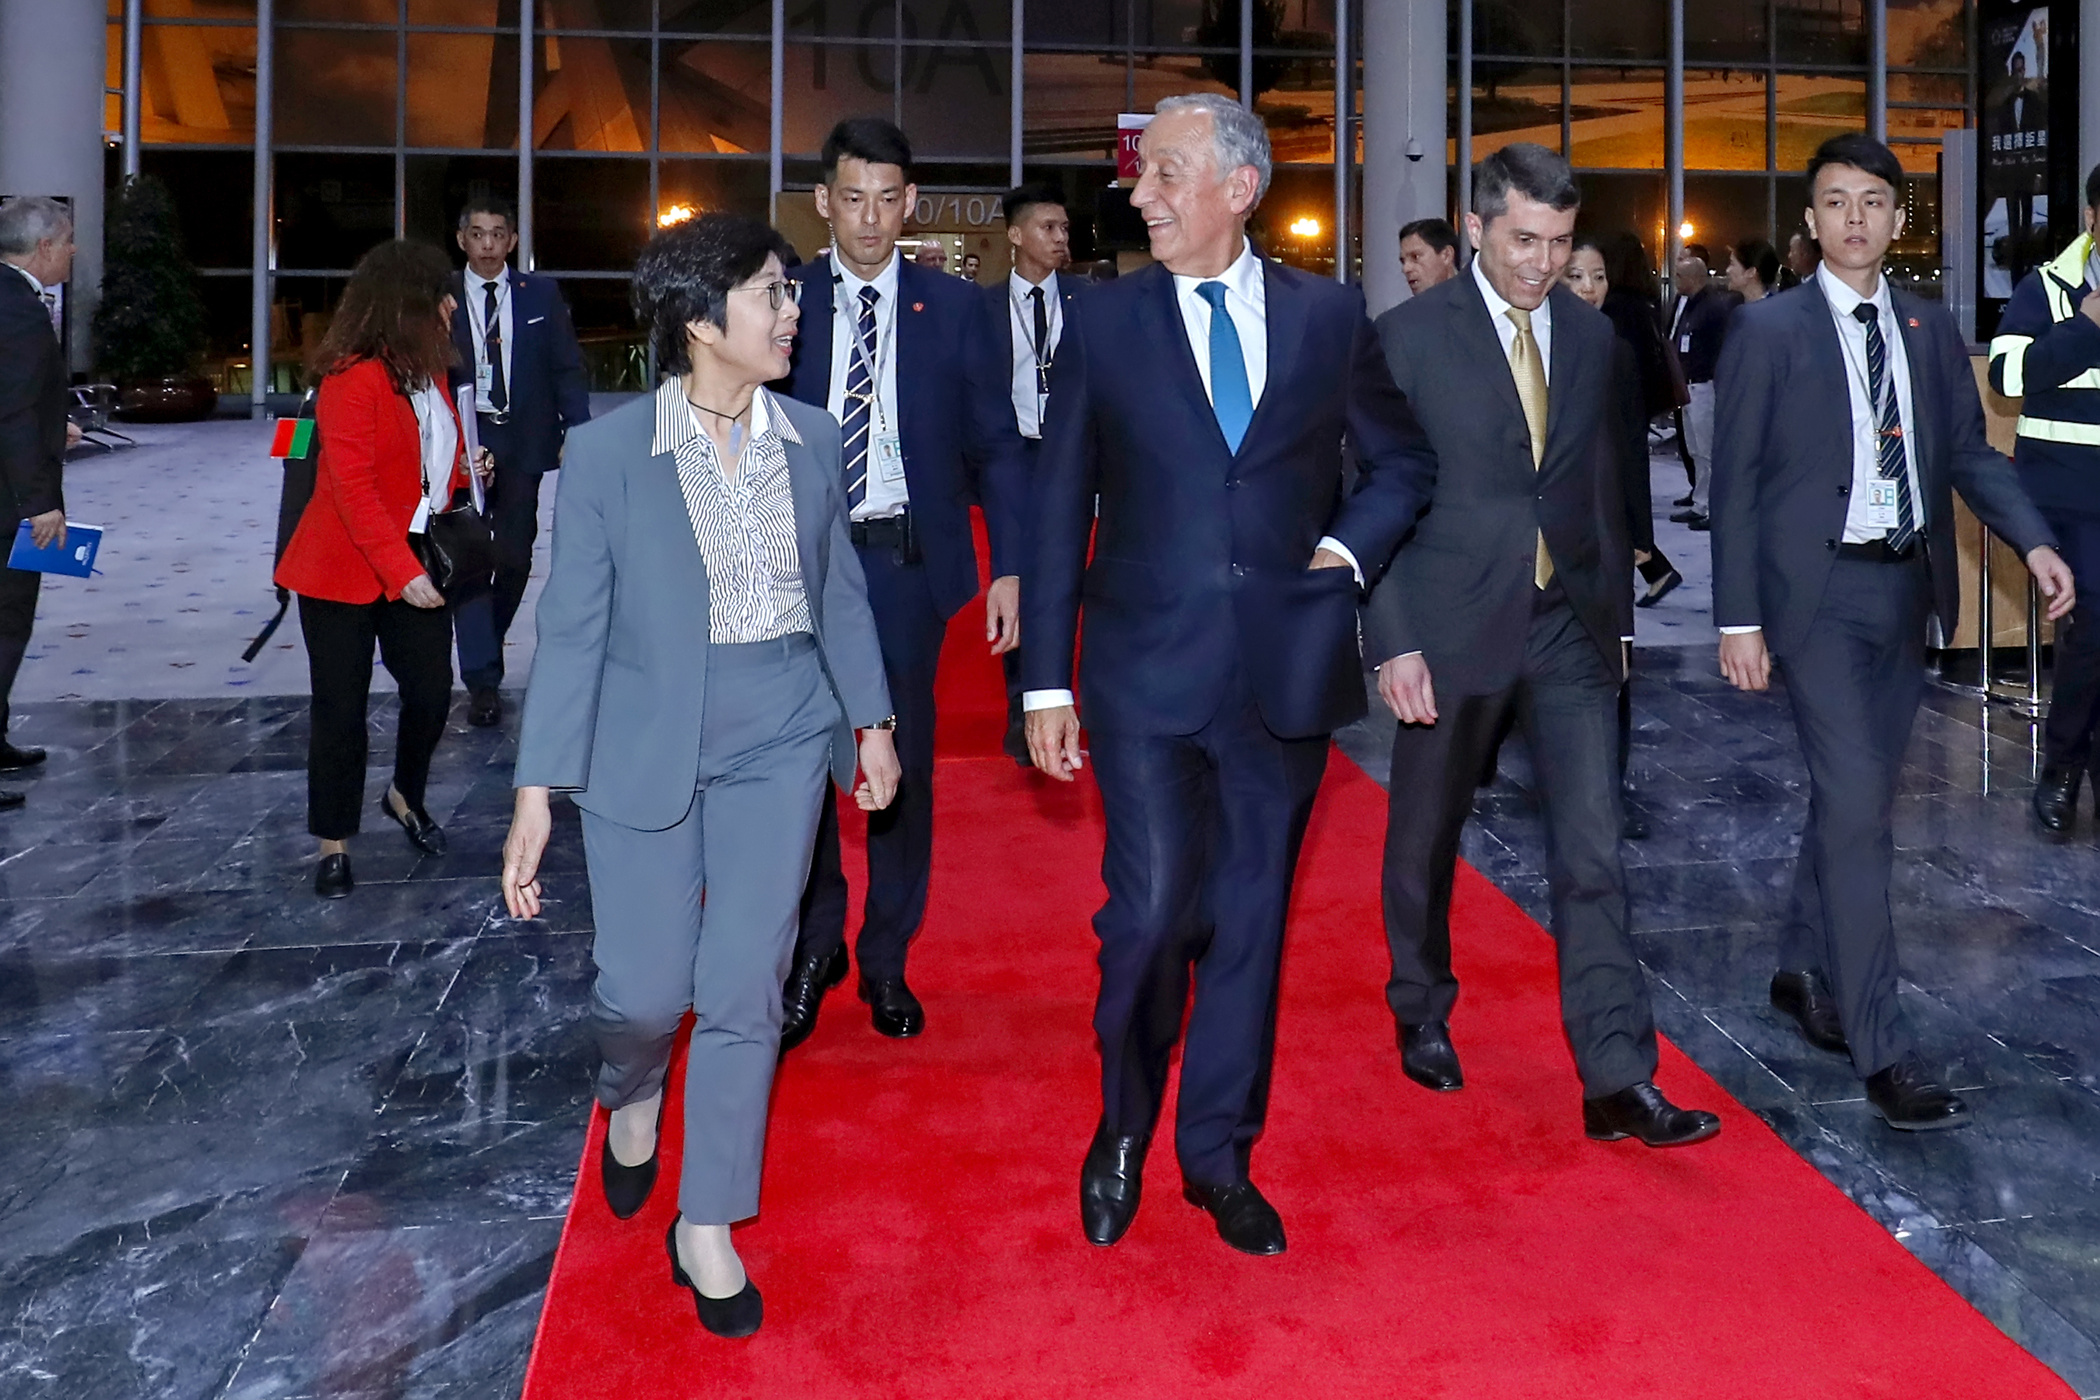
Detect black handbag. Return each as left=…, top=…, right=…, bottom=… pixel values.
left=410, top=417, right=496, bottom=597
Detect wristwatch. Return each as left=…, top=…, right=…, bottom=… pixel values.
left=868, top=714, right=898, bottom=731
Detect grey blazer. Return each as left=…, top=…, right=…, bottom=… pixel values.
left=513, top=388, right=892, bottom=832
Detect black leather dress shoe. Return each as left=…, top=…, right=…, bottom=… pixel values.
left=1770, top=969, right=1850, bottom=1055
left=0, top=742, right=46, bottom=772
left=0, top=789, right=23, bottom=811
left=377, top=792, right=446, bottom=856
left=1669, top=507, right=1700, bottom=524
left=1686, top=512, right=1712, bottom=532
left=778, top=945, right=848, bottom=1054
left=1865, top=1057, right=1971, bottom=1131
left=1674, top=492, right=1695, bottom=509
left=2033, top=765, right=2081, bottom=833
left=1398, top=1020, right=1463, bottom=1092
left=666, top=1223, right=763, bottom=1338
left=1582, top=1081, right=1721, bottom=1147
left=859, top=976, right=924, bottom=1038
left=601, top=1133, right=659, bottom=1220
left=1080, top=1121, right=1148, bottom=1246
left=1182, top=1178, right=1287, bottom=1256
left=468, top=688, right=503, bottom=728
left=1636, top=568, right=1682, bottom=608
left=315, top=852, right=354, bottom=899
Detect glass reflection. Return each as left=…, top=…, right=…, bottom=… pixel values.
left=134, top=23, right=258, bottom=144
left=275, top=30, right=396, bottom=147
left=408, top=34, right=522, bottom=149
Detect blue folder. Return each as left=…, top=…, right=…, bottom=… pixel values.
left=7, top=519, right=102, bottom=577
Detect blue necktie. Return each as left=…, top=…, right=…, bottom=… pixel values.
left=1197, top=281, right=1254, bottom=453
left=1852, top=302, right=1917, bottom=553
left=841, top=283, right=879, bottom=512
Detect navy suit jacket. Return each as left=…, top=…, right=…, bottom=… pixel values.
left=783, top=253, right=1028, bottom=620
left=1024, top=256, right=1440, bottom=740
left=1711, top=279, right=2054, bottom=657
left=448, top=269, right=592, bottom=476
left=981, top=269, right=1085, bottom=421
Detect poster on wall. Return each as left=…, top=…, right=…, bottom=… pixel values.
left=1979, top=2, right=2050, bottom=300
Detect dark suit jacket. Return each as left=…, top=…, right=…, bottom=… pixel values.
left=447, top=269, right=592, bottom=476
left=1364, top=276, right=1632, bottom=695
left=1672, top=284, right=1742, bottom=384
left=0, top=269, right=66, bottom=524
left=783, top=253, right=1028, bottom=620
left=1023, top=256, right=1440, bottom=740
left=982, top=269, right=1084, bottom=418
left=1710, top=279, right=2055, bottom=657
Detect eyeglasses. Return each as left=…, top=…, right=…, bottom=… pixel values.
left=736, top=280, right=801, bottom=311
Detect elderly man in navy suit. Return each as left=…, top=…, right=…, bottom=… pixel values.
left=1025, top=93, right=1439, bottom=1255
left=449, top=194, right=592, bottom=729
left=777, top=118, right=1030, bottom=1049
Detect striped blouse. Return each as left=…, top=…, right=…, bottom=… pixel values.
left=651, top=378, right=813, bottom=645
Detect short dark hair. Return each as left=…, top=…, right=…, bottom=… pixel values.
left=822, top=117, right=913, bottom=182
left=631, top=213, right=793, bottom=376
left=1398, top=217, right=1460, bottom=256
left=1730, top=237, right=1780, bottom=290
left=457, top=193, right=517, bottom=232
left=1004, top=182, right=1066, bottom=225
left=1806, top=132, right=1904, bottom=196
left=1682, top=242, right=1711, bottom=266
left=2086, top=162, right=2100, bottom=210
left=1472, top=143, right=1580, bottom=225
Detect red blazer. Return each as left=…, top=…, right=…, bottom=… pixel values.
left=276, top=357, right=466, bottom=604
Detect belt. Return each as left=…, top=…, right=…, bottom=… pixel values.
left=849, top=513, right=910, bottom=547
left=477, top=408, right=511, bottom=427
left=1835, top=539, right=1919, bottom=564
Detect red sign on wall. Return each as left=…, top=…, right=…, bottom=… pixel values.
left=1116, top=114, right=1152, bottom=180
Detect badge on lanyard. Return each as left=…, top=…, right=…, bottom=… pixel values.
left=875, top=431, right=906, bottom=483
left=1864, top=479, right=1903, bottom=531
left=475, top=362, right=494, bottom=394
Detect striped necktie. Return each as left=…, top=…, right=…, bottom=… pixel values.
left=1852, top=302, right=1917, bottom=553
left=482, top=281, right=507, bottom=413
left=841, top=284, right=879, bottom=512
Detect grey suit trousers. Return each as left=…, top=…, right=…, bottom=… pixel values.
left=581, top=633, right=838, bottom=1224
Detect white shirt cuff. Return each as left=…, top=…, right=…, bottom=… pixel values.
left=1718, top=626, right=1763, bottom=635
left=1377, top=650, right=1424, bottom=666
left=1315, top=536, right=1363, bottom=586
left=1022, top=690, right=1074, bottom=711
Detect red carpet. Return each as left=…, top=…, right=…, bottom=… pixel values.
left=520, top=572, right=2074, bottom=1400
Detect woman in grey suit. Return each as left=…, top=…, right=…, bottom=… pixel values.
left=499, top=214, right=898, bottom=1339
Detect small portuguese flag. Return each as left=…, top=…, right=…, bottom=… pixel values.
left=270, top=417, right=315, bottom=459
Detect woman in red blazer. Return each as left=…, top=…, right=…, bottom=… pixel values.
left=278, top=240, right=478, bottom=899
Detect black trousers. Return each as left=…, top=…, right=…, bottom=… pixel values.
left=1773, top=556, right=1929, bottom=1078
left=1089, top=663, right=1328, bottom=1185
left=1382, top=588, right=1657, bottom=1096
left=795, top=539, right=945, bottom=982
left=451, top=415, right=546, bottom=692
left=298, top=594, right=455, bottom=841
left=0, top=564, right=40, bottom=736
left=2042, top=516, right=2100, bottom=774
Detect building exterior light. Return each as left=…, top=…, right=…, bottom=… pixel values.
left=658, top=203, right=696, bottom=228
left=1290, top=216, right=1322, bottom=238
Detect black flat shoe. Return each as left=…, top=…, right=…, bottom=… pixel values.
left=1080, top=1120, right=1148, bottom=1246
left=1686, top=513, right=1712, bottom=532
left=1182, top=1178, right=1286, bottom=1256
left=1866, top=1057, right=1971, bottom=1132
left=1674, top=492, right=1695, bottom=508
left=779, top=945, right=848, bottom=1055
left=378, top=790, right=447, bottom=856
left=0, top=742, right=46, bottom=773
left=2033, top=765, right=2080, bottom=833
left=601, top=1132, right=659, bottom=1220
left=1398, top=1020, right=1463, bottom=1092
left=1770, top=969, right=1850, bottom=1055
left=1583, top=1081, right=1721, bottom=1147
left=1636, top=568, right=1682, bottom=608
left=859, top=975, right=924, bottom=1038
left=315, top=852, right=354, bottom=899
left=1668, top=507, right=1700, bottom=523
left=666, top=1223, right=762, bottom=1338
left=468, top=688, right=503, bottom=728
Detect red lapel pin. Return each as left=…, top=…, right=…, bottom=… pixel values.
left=912, top=302, right=925, bottom=312
left=1908, top=317, right=1920, bottom=328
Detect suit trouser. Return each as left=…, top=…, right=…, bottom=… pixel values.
left=1774, top=556, right=1929, bottom=1078
left=1685, top=382, right=1717, bottom=514
left=1088, top=664, right=1328, bottom=1186
left=2041, top=516, right=2100, bottom=774
left=0, top=564, right=40, bottom=736
left=452, top=416, right=546, bottom=692
left=582, top=635, right=836, bottom=1224
left=297, top=594, right=454, bottom=840
left=796, top=539, right=945, bottom=982
left=1382, top=589, right=1658, bottom=1096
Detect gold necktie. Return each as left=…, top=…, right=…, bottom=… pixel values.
left=1506, top=306, right=1553, bottom=590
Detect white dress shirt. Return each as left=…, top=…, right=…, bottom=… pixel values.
left=463, top=264, right=515, bottom=416
left=1472, top=256, right=1553, bottom=383
left=1008, top=268, right=1064, bottom=439
left=826, top=249, right=906, bottom=520
left=10, top=262, right=43, bottom=296
left=408, top=381, right=461, bottom=516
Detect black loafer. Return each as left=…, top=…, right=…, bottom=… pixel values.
left=1080, top=1120, right=1149, bottom=1246
left=779, top=945, right=849, bottom=1054
left=1673, top=492, right=1695, bottom=509
left=468, top=688, right=503, bottom=728
left=1686, top=513, right=1712, bottom=532
left=601, top=1132, right=659, bottom=1220
left=1636, top=568, right=1683, bottom=608
left=378, top=791, right=446, bottom=856
left=859, top=975, right=924, bottom=1038
left=666, top=1223, right=762, bottom=1338
left=1668, top=507, right=1700, bottom=524
left=1182, top=1178, right=1286, bottom=1256
left=1770, top=969, right=1850, bottom=1055
left=315, top=852, right=354, bottom=899
left=1398, top=1020, right=1463, bottom=1092
left=1865, top=1057, right=1971, bottom=1132
left=1583, top=1081, right=1721, bottom=1147
left=2033, top=765, right=2081, bottom=833
left=0, top=742, right=46, bottom=772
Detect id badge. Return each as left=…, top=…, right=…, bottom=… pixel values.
left=1864, top=480, right=1902, bottom=531
left=1679, top=333, right=1693, bottom=354
left=475, top=363, right=494, bottom=395
left=875, top=432, right=906, bottom=483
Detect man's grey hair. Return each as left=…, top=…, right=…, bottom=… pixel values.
left=1471, top=142, right=1580, bottom=226
left=1154, top=93, right=1273, bottom=203
left=0, top=197, right=73, bottom=258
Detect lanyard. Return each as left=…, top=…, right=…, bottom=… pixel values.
left=1014, top=284, right=1054, bottom=399
left=837, top=273, right=895, bottom=435
left=473, top=278, right=508, bottom=358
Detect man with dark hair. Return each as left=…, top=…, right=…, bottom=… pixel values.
left=1397, top=216, right=1462, bottom=295
left=1715, top=133, right=2074, bottom=1130
left=1991, top=161, right=2100, bottom=832
left=1367, top=143, right=1721, bottom=1147
left=1667, top=248, right=1740, bottom=530
left=777, top=117, right=1028, bottom=1048
left=449, top=192, right=591, bottom=728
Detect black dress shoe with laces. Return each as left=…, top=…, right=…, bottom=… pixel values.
left=1582, top=1081, right=1721, bottom=1147
left=0, top=742, right=46, bottom=773
left=1865, top=1057, right=1971, bottom=1131
left=1398, top=1020, right=1463, bottom=1092
left=600, top=1132, right=659, bottom=1220
left=1080, top=1121, right=1149, bottom=1246
left=859, top=975, right=924, bottom=1038
left=779, top=945, right=849, bottom=1054
left=1770, top=969, right=1850, bottom=1055
left=377, top=791, right=446, bottom=856
left=315, top=852, right=354, bottom=899
left=666, top=1223, right=763, bottom=1338
left=2033, top=765, right=2081, bottom=833
left=468, top=688, right=503, bottom=728
left=1182, top=1178, right=1287, bottom=1256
